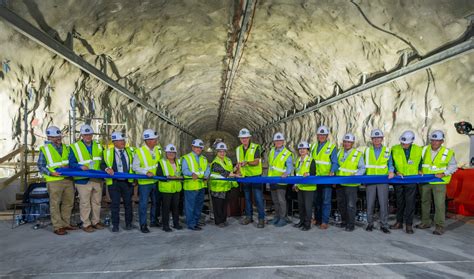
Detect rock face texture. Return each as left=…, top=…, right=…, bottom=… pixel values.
left=0, top=0, right=473, bottom=164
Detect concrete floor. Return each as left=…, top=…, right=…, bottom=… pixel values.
left=0, top=214, right=473, bottom=279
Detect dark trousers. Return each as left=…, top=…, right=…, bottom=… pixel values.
left=109, top=180, right=133, bottom=227
left=161, top=192, right=180, bottom=229
left=154, top=191, right=163, bottom=223
left=297, top=190, right=314, bottom=227
left=336, top=185, right=358, bottom=228
left=394, top=184, right=417, bottom=225
left=212, top=193, right=229, bottom=225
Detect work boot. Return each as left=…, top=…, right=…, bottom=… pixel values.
left=240, top=217, right=253, bottom=225
left=271, top=217, right=280, bottom=225
left=112, top=226, right=119, bottom=233
left=83, top=225, right=95, bottom=233
left=54, top=228, right=67, bottom=235
left=294, top=221, right=304, bottom=228
left=345, top=226, right=355, bottom=232
left=64, top=225, right=78, bottom=231
left=140, top=225, right=150, bottom=233
left=366, top=224, right=374, bottom=232
left=257, top=219, right=265, bottom=228
left=301, top=225, right=311, bottom=231
left=433, top=225, right=444, bottom=235
left=125, top=224, right=133, bottom=230
left=93, top=222, right=105, bottom=230
left=319, top=223, right=329, bottom=230
left=405, top=225, right=414, bottom=234
left=389, top=222, right=403, bottom=230
left=415, top=223, right=431, bottom=229
left=381, top=227, right=391, bottom=234
left=163, top=227, right=172, bottom=232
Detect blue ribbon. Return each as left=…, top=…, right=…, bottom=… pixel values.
left=56, top=168, right=442, bottom=185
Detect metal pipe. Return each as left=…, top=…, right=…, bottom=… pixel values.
left=0, top=7, right=196, bottom=138
left=258, top=37, right=474, bottom=132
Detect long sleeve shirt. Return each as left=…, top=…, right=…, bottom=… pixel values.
left=181, top=152, right=211, bottom=178
left=316, top=141, right=339, bottom=173
left=430, top=148, right=458, bottom=175
left=37, top=141, right=64, bottom=176
left=372, top=146, right=395, bottom=173
left=340, top=148, right=366, bottom=176
left=132, top=145, right=156, bottom=175
left=68, top=140, right=93, bottom=184
left=271, top=146, right=293, bottom=175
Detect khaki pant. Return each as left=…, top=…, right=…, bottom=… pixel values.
left=47, top=179, right=75, bottom=230
left=76, top=179, right=103, bottom=227
left=420, top=183, right=446, bottom=227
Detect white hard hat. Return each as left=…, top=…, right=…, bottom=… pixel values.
left=80, top=124, right=94, bottom=135
left=192, top=139, right=205, bottom=148
left=143, top=129, right=158, bottom=140
left=343, top=133, right=356, bottom=142
left=46, top=126, right=61, bottom=137
left=111, top=131, right=126, bottom=141
left=317, top=125, right=330, bottom=135
left=430, top=130, right=445, bottom=140
left=273, top=132, right=285, bottom=141
left=238, top=128, right=252, bottom=138
left=164, top=144, right=177, bottom=153
left=215, top=142, right=228, bottom=150
left=297, top=141, right=310, bottom=149
left=400, top=130, right=415, bottom=144
left=371, top=129, right=384, bottom=138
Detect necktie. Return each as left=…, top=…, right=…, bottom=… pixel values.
left=119, top=150, right=129, bottom=173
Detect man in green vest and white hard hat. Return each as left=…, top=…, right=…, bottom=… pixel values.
left=268, top=132, right=293, bottom=227
left=236, top=128, right=265, bottom=228
left=181, top=139, right=210, bottom=230
left=335, top=133, right=365, bottom=232
left=103, top=131, right=135, bottom=232
left=390, top=130, right=423, bottom=234
left=69, top=124, right=105, bottom=233
left=416, top=130, right=457, bottom=235
left=132, top=129, right=162, bottom=233
left=37, top=126, right=76, bottom=235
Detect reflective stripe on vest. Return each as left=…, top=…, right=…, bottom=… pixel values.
left=209, top=156, right=237, bottom=192
left=40, top=143, right=69, bottom=182
left=236, top=143, right=262, bottom=177
left=294, top=155, right=316, bottom=191
left=337, top=149, right=362, bottom=186
left=136, top=145, right=158, bottom=185
left=158, top=159, right=182, bottom=193
left=311, top=141, right=335, bottom=175
left=70, top=141, right=103, bottom=180
left=268, top=147, right=292, bottom=177
left=365, top=146, right=390, bottom=175
left=421, top=145, right=454, bottom=184
left=392, top=144, right=422, bottom=176
left=183, top=153, right=208, bottom=190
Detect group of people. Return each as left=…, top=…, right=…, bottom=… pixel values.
left=37, top=124, right=457, bottom=236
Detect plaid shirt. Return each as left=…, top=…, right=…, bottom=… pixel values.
left=37, top=141, right=63, bottom=176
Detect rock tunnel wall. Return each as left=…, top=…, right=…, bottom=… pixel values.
left=0, top=0, right=473, bottom=166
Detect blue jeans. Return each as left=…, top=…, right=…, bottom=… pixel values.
left=314, top=185, right=332, bottom=224
left=242, top=183, right=265, bottom=220
left=184, top=189, right=205, bottom=228
left=138, top=183, right=157, bottom=226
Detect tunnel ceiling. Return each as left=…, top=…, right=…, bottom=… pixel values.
left=1, top=0, right=473, bottom=141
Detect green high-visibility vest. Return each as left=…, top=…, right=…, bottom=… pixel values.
left=103, top=147, right=135, bottom=186
left=311, top=141, right=336, bottom=175
left=183, top=153, right=208, bottom=191
left=365, top=146, right=390, bottom=175
left=158, top=159, right=182, bottom=193
left=235, top=143, right=262, bottom=177
left=39, top=143, right=69, bottom=182
left=136, top=145, right=161, bottom=185
left=392, top=144, right=422, bottom=176
left=337, top=148, right=362, bottom=187
left=70, top=140, right=103, bottom=180
left=421, top=145, right=455, bottom=184
left=268, top=147, right=292, bottom=177
left=294, top=155, right=317, bottom=191
left=209, top=156, right=238, bottom=192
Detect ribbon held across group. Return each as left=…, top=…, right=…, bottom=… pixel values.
left=55, top=168, right=442, bottom=185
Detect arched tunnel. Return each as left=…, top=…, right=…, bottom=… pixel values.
left=1, top=1, right=474, bottom=277
left=0, top=0, right=472, bottom=163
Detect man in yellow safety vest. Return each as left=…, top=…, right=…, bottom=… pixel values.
left=416, top=130, right=457, bottom=235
